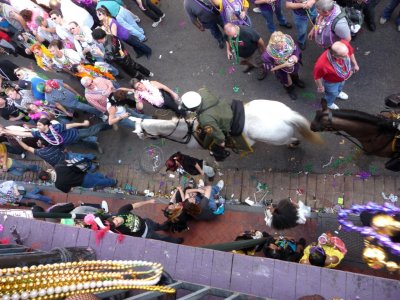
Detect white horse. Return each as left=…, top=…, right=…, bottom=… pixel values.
left=131, top=100, right=323, bottom=149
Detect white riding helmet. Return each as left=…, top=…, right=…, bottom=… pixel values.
left=181, top=91, right=202, bottom=110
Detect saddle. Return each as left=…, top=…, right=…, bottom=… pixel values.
left=230, top=99, right=245, bottom=136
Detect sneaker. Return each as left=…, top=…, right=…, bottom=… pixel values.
left=133, top=15, right=140, bottom=23
left=299, top=43, right=306, bottom=51
left=380, top=17, right=387, bottom=25
left=101, top=200, right=109, bottom=213
left=218, top=39, right=224, bottom=49
left=152, top=19, right=162, bottom=28
left=216, top=180, right=224, bottom=190
left=101, top=114, right=108, bottom=122
left=253, top=7, right=261, bottom=13
left=337, top=91, right=349, bottom=100
left=213, top=204, right=225, bottom=215
left=20, top=153, right=26, bottom=159
left=328, top=103, right=339, bottom=110
left=176, top=237, right=184, bottom=244
left=198, top=179, right=205, bottom=188
left=160, top=13, right=166, bottom=19
left=149, top=72, right=154, bottom=77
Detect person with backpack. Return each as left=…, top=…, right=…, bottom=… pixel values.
left=38, top=162, right=117, bottom=193
left=307, top=0, right=351, bottom=49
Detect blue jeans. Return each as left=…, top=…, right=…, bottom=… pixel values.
left=119, top=108, right=152, bottom=129
left=125, top=35, right=152, bottom=57
left=8, top=160, right=40, bottom=176
left=382, top=0, right=400, bottom=25
left=203, top=19, right=224, bottom=42
left=77, top=123, right=109, bottom=148
left=66, top=100, right=103, bottom=118
left=117, top=7, right=145, bottom=41
left=207, top=185, right=222, bottom=211
left=292, top=9, right=316, bottom=45
left=323, top=80, right=346, bottom=106
left=23, top=188, right=52, bottom=204
left=81, top=172, right=116, bottom=189
left=260, top=0, right=287, bottom=33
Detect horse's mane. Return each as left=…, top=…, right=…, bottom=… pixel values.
left=333, top=109, right=396, bottom=133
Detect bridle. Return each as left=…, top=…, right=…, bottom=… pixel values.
left=138, top=117, right=196, bottom=144
left=320, top=111, right=395, bottom=155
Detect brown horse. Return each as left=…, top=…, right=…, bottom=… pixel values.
left=310, top=100, right=398, bottom=158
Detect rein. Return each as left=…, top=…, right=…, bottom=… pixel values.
left=140, top=117, right=195, bottom=144
left=324, top=111, right=394, bottom=155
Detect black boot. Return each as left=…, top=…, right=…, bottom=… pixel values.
left=285, top=85, right=297, bottom=100
left=291, top=74, right=305, bottom=88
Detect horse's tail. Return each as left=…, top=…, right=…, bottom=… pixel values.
left=290, top=112, right=324, bottom=145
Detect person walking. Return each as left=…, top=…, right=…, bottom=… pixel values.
left=380, top=0, right=400, bottom=32
left=184, top=0, right=225, bottom=49
left=313, top=40, right=359, bottom=110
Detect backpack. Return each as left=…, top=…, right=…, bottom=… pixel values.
left=332, top=6, right=363, bottom=37
left=65, top=157, right=92, bottom=173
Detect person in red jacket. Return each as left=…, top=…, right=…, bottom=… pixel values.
left=313, top=40, right=359, bottom=110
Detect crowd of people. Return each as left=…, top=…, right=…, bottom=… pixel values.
left=0, top=0, right=398, bottom=268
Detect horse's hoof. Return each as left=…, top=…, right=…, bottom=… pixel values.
left=288, top=141, right=300, bottom=149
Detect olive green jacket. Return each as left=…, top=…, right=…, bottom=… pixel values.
left=197, top=88, right=233, bottom=148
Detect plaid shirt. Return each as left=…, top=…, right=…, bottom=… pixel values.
left=84, top=77, right=114, bottom=113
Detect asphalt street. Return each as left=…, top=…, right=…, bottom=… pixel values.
left=3, top=0, right=400, bottom=176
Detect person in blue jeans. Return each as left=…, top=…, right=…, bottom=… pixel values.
left=186, top=180, right=225, bottom=212
left=3, top=158, right=40, bottom=177
left=43, top=79, right=106, bottom=120
left=380, top=0, right=400, bottom=31
left=39, top=164, right=117, bottom=193
left=96, top=0, right=146, bottom=41
left=285, top=0, right=317, bottom=50
left=0, top=181, right=52, bottom=204
left=107, top=90, right=152, bottom=130
left=254, top=0, right=292, bottom=33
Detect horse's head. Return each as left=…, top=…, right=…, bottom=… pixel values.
left=310, top=99, right=332, bottom=132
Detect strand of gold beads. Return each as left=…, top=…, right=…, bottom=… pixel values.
left=0, top=260, right=174, bottom=299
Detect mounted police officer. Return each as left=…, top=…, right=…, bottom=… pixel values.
left=181, top=88, right=233, bottom=161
